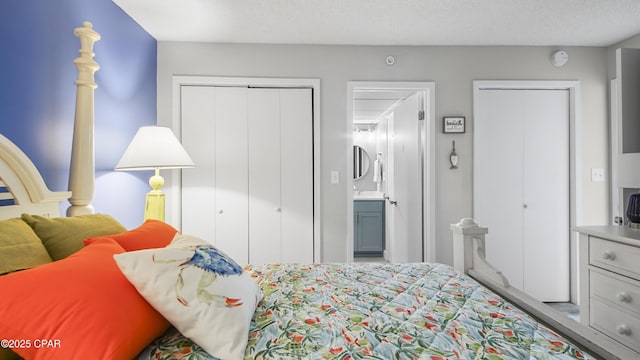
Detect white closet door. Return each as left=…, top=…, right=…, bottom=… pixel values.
left=475, top=90, right=525, bottom=291
left=522, top=90, right=570, bottom=301
left=280, top=89, right=314, bottom=263
left=212, top=87, right=249, bottom=263
left=181, top=85, right=314, bottom=265
left=181, top=86, right=216, bottom=242
left=181, top=86, right=249, bottom=263
left=247, top=88, right=314, bottom=264
left=248, top=89, right=282, bottom=264
left=475, top=89, right=569, bottom=302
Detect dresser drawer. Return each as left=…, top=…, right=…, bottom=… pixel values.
left=590, top=269, right=640, bottom=316
left=589, top=236, right=640, bottom=279
left=590, top=297, right=640, bottom=352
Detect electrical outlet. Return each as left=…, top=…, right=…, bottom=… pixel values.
left=591, top=168, right=605, bottom=182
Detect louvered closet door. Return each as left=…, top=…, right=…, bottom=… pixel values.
left=181, top=86, right=249, bottom=263
left=248, top=88, right=313, bottom=264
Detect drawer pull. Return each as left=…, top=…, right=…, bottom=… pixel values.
left=616, top=324, right=632, bottom=336
left=602, top=250, right=616, bottom=261
left=616, top=292, right=632, bottom=303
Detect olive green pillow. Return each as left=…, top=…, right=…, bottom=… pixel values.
left=0, top=218, right=52, bottom=275
left=21, top=213, right=127, bottom=261
left=0, top=348, right=22, bottom=360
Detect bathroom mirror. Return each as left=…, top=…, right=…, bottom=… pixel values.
left=353, top=145, right=370, bottom=179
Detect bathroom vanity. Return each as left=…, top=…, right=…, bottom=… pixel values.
left=354, top=192, right=385, bottom=257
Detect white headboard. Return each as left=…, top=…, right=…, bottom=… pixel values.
left=0, top=134, right=70, bottom=219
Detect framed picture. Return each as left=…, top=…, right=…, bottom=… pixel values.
left=443, top=116, right=465, bottom=133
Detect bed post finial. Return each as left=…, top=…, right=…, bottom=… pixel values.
left=451, top=218, right=510, bottom=287
left=67, top=21, right=100, bottom=216
left=451, top=218, right=487, bottom=274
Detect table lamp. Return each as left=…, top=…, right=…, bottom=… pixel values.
left=115, top=126, right=195, bottom=221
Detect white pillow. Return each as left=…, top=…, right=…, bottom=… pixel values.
left=113, top=234, right=263, bottom=360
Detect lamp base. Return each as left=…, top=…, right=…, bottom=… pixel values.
left=144, top=191, right=165, bottom=222
left=144, top=169, right=165, bottom=222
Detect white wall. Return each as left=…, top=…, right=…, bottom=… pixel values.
left=157, top=43, right=609, bottom=265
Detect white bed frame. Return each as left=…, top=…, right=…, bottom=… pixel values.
left=0, top=134, right=69, bottom=219
left=0, top=21, right=630, bottom=360
left=452, top=218, right=634, bottom=360
left=0, top=21, right=99, bottom=220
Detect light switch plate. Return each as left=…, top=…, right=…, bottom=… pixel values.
left=330, top=171, right=339, bottom=184
left=591, top=168, right=605, bottom=182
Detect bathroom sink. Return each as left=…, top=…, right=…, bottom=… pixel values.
left=353, top=191, right=385, bottom=200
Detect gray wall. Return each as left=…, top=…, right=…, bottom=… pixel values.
left=157, top=42, right=609, bottom=264
left=606, top=35, right=640, bottom=220
left=620, top=49, right=640, bottom=153
left=607, top=34, right=640, bottom=78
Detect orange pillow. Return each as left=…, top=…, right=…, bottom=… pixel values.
left=85, top=219, right=178, bottom=251
left=0, top=238, right=170, bottom=360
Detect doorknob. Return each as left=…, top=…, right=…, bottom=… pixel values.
left=385, top=196, right=397, bottom=206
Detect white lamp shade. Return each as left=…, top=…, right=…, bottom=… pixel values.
left=115, top=126, right=195, bottom=170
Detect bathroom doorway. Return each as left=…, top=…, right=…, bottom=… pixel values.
left=346, top=81, right=435, bottom=263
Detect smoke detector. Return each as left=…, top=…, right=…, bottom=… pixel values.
left=550, top=50, right=569, bottom=67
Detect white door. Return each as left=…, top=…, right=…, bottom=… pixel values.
left=248, top=88, right=314, bottom=264
left=181, top=86, right=249, bottom=262
left=475, top=89, right=570, bottom=302
left=387, top=92, right=422, bottom=263
left=248, top=89, right=281, bottom=264
left=181, top=86, right=314, bottom=265
left=279, top=89, right=314, bottom=263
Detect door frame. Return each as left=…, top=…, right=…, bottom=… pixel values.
left=346, top=81, right=436, bottom=263
left=472, top=80, right=582, bottom=303
left=168, top=75, right=321, bottom=262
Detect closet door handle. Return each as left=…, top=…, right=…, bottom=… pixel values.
left=217, top=209, right=224, bottom=214
left=275, top=207, right=282, bottom=212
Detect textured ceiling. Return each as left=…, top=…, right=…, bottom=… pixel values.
left=114, top=0, right=640, bottom=46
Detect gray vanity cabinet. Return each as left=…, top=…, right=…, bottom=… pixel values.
left=354, top=200, right=385, bottom=256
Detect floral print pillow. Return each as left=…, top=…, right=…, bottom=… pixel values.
left=114, top=234, right=263, bottom=360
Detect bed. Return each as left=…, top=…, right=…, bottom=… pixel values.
left=0, top=21, right=632, bottom=360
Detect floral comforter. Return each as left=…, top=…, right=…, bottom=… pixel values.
left=138, top=262, right=593, bottom=360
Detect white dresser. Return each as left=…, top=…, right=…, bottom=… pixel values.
left=576, top=226, right=640, bottom=359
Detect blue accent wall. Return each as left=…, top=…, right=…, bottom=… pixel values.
left=0, top=0, right=156, bottom=228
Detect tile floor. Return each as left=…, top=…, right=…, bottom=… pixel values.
left=546, top=302, right=580, bottom=322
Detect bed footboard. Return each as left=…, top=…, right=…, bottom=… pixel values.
left=451, top=218, right=636, bottom=360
